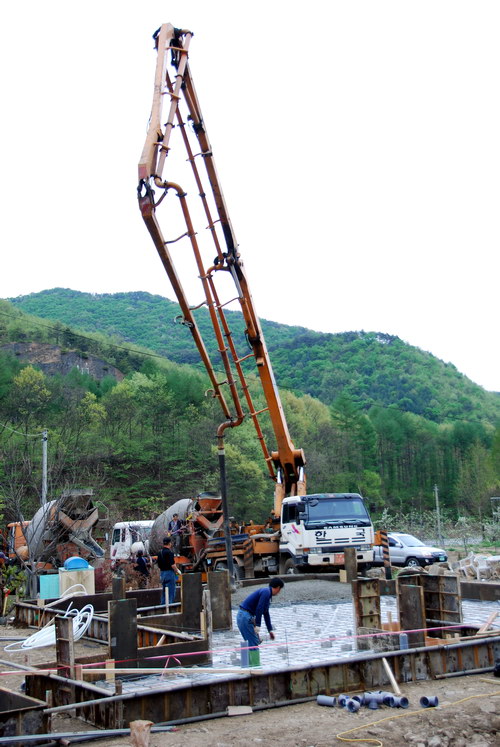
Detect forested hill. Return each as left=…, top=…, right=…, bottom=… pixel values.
left=7, top=287, right=500, bottom=425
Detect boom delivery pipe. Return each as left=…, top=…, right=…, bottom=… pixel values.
left=138, top=24, right=305, bottom=514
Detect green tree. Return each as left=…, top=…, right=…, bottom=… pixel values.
left=455, top=441, right=496, bottom=527
left=220, top=442, right=270, bottom=522
left=8, top=366, right=50, bottom=434
left=330, top=394, right=376, bottom=477
left=491, top=426, right=500, bottom=481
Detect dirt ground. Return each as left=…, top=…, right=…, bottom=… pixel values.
left=1, top=577, right=499, bottom=746
left=50, top=675, right=500, bottom=747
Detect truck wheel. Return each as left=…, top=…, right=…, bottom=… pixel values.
left=405, top=557, right=421, bottom=568
left=284, top=558, right=299, bottom=575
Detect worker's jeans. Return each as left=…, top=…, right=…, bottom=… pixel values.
left=171, top=534, right=181, bottom=555
left=236, top=608, right=259, bottom=648
left=160, top=570, right=176, bottom=606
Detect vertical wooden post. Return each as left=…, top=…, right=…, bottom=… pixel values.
left=180, top=573, right=203, bottom=631
left=55, top=614, right=76, bottom=712
left=201, top=588, right=213, bottom=665
left=114, top=679, right=123, bottom=729
left=112, top=575, right=126, bottom=600
left=207, top=570, right=232, bottom=630
left=344, top=547, right=358, bottom=581
left=105, top=658, right=116, bottom=684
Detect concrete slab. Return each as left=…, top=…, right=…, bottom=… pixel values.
left=92, top=596, right=500, bottom=694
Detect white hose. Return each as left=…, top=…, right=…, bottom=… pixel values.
left=4, top=604, right=94, bottom=651
left=42, top=584, right=88, bottom=609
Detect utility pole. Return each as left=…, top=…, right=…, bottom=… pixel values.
left=217, top=432, right=236, bottom=589
left=41, top=429, right=48, bottom=505
left=491, top=498, right=500, bottom=553
left=491, top=497, right=500, bottom=521
left=434, top=484, right=443, bottom=546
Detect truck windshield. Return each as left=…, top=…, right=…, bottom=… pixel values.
left=131, top=525, right=152, bottom=541
left=304, top=497, right=370, bottom=527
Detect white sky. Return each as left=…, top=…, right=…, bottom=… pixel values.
left=1, top=1, right=499, bottom=392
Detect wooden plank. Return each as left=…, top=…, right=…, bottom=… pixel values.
left=478, top=611, right=498, bottom=633
left=398, top=583, right=426, bottom=648
left=180, top=573, right=203, bottom=630
left=112, top=576, right=126, bottom=601
left=108, top=599, right=137, bottom=670
left=344, top=547, right=357, bottom=582
left=207, top=571, right=232, bottom=630
left=202, top=588, right=213, bottom=657
left=105, top=659, right=115, bottom=684
left=382, top=656, right=401, bottom=695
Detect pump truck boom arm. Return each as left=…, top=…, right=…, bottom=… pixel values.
left=138, top=24, right=305, bottom=511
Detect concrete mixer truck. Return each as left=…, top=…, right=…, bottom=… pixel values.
left=6, top=489, right=104, bottom=569
left=147, top=493, right=234, bottom=572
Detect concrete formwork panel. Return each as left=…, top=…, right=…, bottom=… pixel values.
left=27, top=633, right=500, bottom=728
left=0, top=686, right=49, bottom=744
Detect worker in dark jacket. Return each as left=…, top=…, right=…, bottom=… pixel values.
left=156, top=537, right=181, bottom=605
left=167, top=513, right=184, bottom=555
left=237, top=577, right=284, bottom=648
left=133, top=549, right=150, bottom=589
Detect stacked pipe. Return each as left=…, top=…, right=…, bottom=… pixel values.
left=317, top=690, right=439, bottom=711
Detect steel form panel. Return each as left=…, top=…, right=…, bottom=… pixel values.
left=25, top=633, right=500, bottom=729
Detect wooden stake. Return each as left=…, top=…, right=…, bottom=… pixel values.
left=105, top=658, right=115, bottom=683
left=382, top=656, right=401, bottom=695
left=478, top=611, right=498, bottom=634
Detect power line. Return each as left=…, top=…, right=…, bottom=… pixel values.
left=0, top=422, right=45, bottom=438
left=0, top=307, right=497, bottom=429
left=0, top=309, right=168, bottom=362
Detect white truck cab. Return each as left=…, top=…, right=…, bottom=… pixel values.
left=280, top=493, right=374, bottom=573
left=110, top=520, right=154, bottom=567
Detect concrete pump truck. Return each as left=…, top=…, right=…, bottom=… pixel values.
left=137, top=24, right=374, bottom=578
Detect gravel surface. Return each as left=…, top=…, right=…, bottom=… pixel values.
left=231, top=578, right=354, bottom=607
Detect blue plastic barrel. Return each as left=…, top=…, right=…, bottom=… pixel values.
left=63, top=556, right=90, bottom=570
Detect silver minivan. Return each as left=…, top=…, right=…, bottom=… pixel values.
left=375, top=532, right=447, bottom=567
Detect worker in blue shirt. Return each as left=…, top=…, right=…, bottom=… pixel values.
left=237, top=577, right=284, bottom=648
